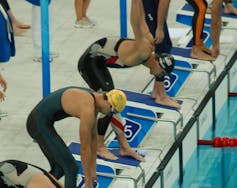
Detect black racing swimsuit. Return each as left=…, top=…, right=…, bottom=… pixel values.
left=26, top=86, right=94, bottom=188
left=0, top=160, right=61, bottom=188
left=78, top=37, right=132, bottom=92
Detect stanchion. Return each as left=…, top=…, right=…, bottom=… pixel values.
left=40, top=0, right=51, bottom=97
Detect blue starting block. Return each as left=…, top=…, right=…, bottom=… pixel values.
left=168, top=59, right=192, bottom=97
left=68, top=142, right=145, bottom=188
left=141, top=55, right=196, bottom=97
left=109, top=90, right=183, bottom=147
left=123, top=90, right=183, bottom=109
left=171, top=46, right=216, bottom=88
left=76, top=163, right=114, bottom=188
left=109, top=105, right=157, bottom=148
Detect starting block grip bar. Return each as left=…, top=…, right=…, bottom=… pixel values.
left=127, top=112, right=178, bottom=140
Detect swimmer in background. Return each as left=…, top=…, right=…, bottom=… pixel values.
left=78, top=0, right=176, bottom=161
left=186, top=0, right=216, bottom=61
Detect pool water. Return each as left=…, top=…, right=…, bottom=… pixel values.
left=174, top=96, right=237, bottom=188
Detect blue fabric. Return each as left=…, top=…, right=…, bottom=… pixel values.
left=0, top=5, right=15, bottom=63
left=142, top=0, right=172, bottom=54
left=25, top=0, right=51, bottom=6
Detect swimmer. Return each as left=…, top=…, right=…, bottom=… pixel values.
left=26, top=86, right=141, bottom=188
left=0, top=160, right=63, bottom=188
left=186, top=0, right=216, bottom=61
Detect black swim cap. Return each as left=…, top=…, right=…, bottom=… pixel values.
left=157, top=53, right=175, bottom=74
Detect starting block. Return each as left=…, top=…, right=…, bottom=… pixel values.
left=108, top=105, right=157, bottom=148
left=107, top=90, right=183, bottom=147
left=76, top=163, right=114, bottom=188
left=142, top=58, right=192, bottom=97
left=170, top=47, right=216, bottom=89
left=68, top=142, right=145, bottom=188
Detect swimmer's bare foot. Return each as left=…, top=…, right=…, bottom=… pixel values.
left=152, top=92, right=179, bottom=105
left=151, top=92, right=156, bottom=99
left=120, top=148, right=145, bottom=162
left=97, top=146, right=118, bottom=160
left=200, top=43, right=212, bottom=55
left=170, top=97, right=178, bottom=103
left=155, top=96, right=181, bottom=109
left=151, top=81, right=180, bottom=108
left=211, top=48, right=220, bottom=58
left=224, top=3, right=237, bottom=15
left=190, top=46, right=216, bottom=61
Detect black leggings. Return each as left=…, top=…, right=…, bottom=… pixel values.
left=78, top=53, right=115, bottom=136
left=27, top=112, right=79, bottom=188
left=79, top=55, right=114, bottom=92
left=0, top=160, right=62, bottom=188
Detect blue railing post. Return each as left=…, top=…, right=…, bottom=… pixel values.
left=120, top=0, right=127, bottom=38
left=40, top=0, right=50, bottom=97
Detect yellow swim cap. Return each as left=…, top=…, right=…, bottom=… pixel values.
left=106, top=89, right=127, bottom=113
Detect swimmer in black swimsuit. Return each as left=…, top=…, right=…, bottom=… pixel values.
left=26, top=86, right=128, bottom=188
left=0, top=160, right=63, bottom=188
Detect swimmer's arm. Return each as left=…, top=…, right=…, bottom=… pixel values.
left=130, top=0, right=150, bottom=41
left=79, top=110, right=96, bottom=184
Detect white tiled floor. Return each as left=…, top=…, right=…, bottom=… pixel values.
left=2, top=0, right=237, bottom=187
